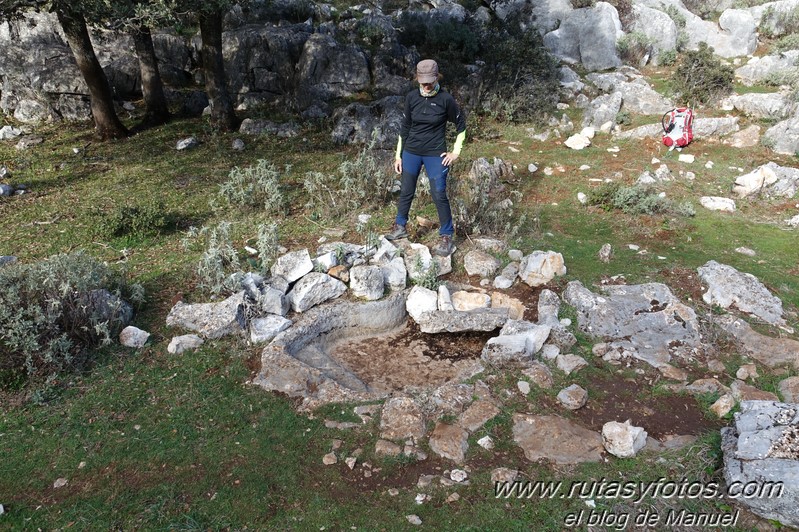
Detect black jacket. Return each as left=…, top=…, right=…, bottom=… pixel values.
left=399, top=88, right=466, bottom=157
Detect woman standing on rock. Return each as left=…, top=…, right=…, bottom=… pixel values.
left=385, top=59, right=466, bottom=257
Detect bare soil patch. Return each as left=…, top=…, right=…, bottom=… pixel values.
left=567, top=372, right=723, bottom=440
left=329, top=321, right=496, bottom=394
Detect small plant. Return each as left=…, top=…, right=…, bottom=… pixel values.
left=615, top=110, right=632, bottom=126
left=93, top=199, right=172, bottom=239
left=771, top=33, right=799, bottom=53
left=673, top=42, right=734, bottom=105
left=760, top=5, right=799, bottom=38
left=658, top=48, right=678, bottom=66
left=617, top=32, right=652, bottom=65
left=303, top=135, right=394, bottom=219
left=0, top=251, right=144, bottom=385
left=255, top=222, right=280, bottom=275
left=411, top=256, right=440, bottom=291
left=586, top=182, right=695, bottom=216
left=183, top=222, right=242, bottom=296
left=217, top=159, right=287, bottom=214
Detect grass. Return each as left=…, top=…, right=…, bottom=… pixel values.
left=1, top=66, right=798, bottom=528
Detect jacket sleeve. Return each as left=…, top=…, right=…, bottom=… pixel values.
left=397, top=94, right=413, bottom=158
left=448, top=95, right=466, bottom=155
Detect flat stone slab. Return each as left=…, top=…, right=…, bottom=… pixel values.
left=512, top=414, right=604, bottom=464
left=717, top=315, right=799, bottom=369
left=698, top=260, right=786, bottom=327
left=562, top=281, right=700, bottom=367
left=457, top=400, right=500, bottom=433
left=380, top=396, right=426, bottom=441
left=429, top=422, right=469, bottom=463
left=166, top=292, right=245, bottom=339
left=417, top=308, right=508, bottom=334
left=722, top=401, right=799, bottom=527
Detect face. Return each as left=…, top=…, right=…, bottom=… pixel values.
left=419, top=81, right=435, bottom=92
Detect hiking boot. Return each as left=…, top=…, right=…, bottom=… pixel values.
left=433, top=234, right=454, bottom=257
left=385, top=223, right=408, bottom=241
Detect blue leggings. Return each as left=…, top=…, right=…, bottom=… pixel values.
left=395, top=151, right=453, bottom=236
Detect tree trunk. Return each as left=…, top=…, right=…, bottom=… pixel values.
left=198, top=11, right=238, bottom=131
left=56, top=9, right=128, bottom=140
left=132, top=25, right=170, bottom=126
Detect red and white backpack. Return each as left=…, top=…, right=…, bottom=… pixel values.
left=661, top=107, right=694, bottom=148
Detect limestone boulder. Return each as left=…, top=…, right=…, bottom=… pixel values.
left=286, top=272, right=347, bottom=313
left=464, top=250, right=501, bottom=278
left=349, top=265, right=384, bottom=301
left=563, top=281, right=700, bottom=367
left=271, top=249, right=314, bottom=283
left=602, top=420, right=648, bottom=458
left=513, top=414, right=604, bottom=464
left=166, top=292, right=245, bottom=339
left=721, top=401, right=799, bottom=527
left=518, top=251, right=566, bottom=287
left=698, top=260, right=786, bottom=327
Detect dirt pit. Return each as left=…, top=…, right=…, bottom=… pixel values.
left=328, top=321, right=497, bottom=394
left=568, top=372, right=724, bottom=440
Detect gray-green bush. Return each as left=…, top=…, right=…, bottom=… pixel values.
left=303, top=140, right=393, bottom=219
left=0, top=252, right=144, bottom=386
left=217, top=159, right=287, bottom=214
left=673, top=42, right=734, bottom=105
left=587, top=182, right=695, bottom=216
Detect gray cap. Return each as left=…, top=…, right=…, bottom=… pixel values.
left=416, top=59, right=438, bottom=84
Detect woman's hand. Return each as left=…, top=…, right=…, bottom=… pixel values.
left=441, top=152, right=458, bottom=167
left=394, top=158, right=402, bottom=174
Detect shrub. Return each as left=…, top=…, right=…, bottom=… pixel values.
left=658, top=49, right=678, bottom=66
left=303, top=138, right=393, bottom=219
left=673, top=42, right=734, bottom=105
left=0, top=252, right=144, bottom=386
left=93, top=199, right=173, bottom=240
left=760, top=5, right=799, bottom=38
left=217, top=159, right=287, bottom=214
left=255, top=222, right=280, bottom=274
left=771, top=33, right=799, bottom=53
left=478, top=23, right=560, bottom=122
left=183, top=222, right=242, bottom=295
left=452, top=159, right=529, bottom=238
left=586, top=182, right=695, bottom=216
left=617, top=32, right=653, bottom=66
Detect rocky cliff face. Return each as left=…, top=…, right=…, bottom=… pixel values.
left=0, top=0, right=793, bottom=125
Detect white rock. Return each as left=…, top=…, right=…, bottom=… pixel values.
left=477, top=435, right=494, bottom=450
left=678, top=154, right=695, bottom=163
left=119, top=326, right=150, bottom=348
left=651, top=158, right=660, bottom=164
left=700, top=196, right=736, bottom=212
left=710, top=394, right=735, bottom=418
left=517, top=381, right=531, bottom=395
left=565, top=134, right=591, bottom=150
left=322, top=453, right=337, bottom=465
left=450, top=469, right=468, bottom=482
left=406, top=286, right=438, bottom=322
left=541, top=344, right=560, bottom=360
left=167, top=334, right=204, bottom=354
left=580, top=127, right=596, bottom=139
left=437, top=285, right=454, bottom=311
left=705, top=161, right=714, bottom=169
left=250, top=315, right=292, bottom=344
left=528, top=163, right=538, bottom=173
left=53, top=478, right=68, bottom=489
left=602, top=420, right=647, bottom=458
left=735, top=247, right=756, bottom=257
left=577, top=192, right=587, bottom=204
left=406, top=515, right=422, bottom=525
left=556, top=354, right=588, bottom=375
